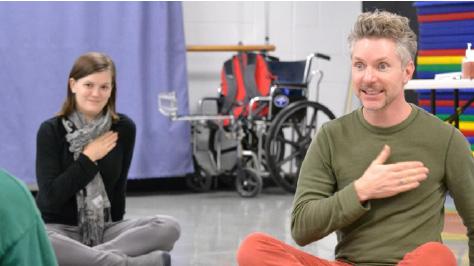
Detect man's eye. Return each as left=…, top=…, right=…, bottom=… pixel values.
left=354, top=63, right=365, bottom=70
left=378, top=63, right=389, bottom=71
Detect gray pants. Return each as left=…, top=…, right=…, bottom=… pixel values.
left=46, top=215, right=180, bottom=266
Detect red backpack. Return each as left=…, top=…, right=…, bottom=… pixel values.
left=219, top=52, right=274, bottom=120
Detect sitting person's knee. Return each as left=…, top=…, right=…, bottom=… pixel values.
left=401, top=242, right=456, bottom=266
left=418, top=242, right=455, bottom=260
left=150, top=215, right=181, bottom=241
left=161, top=216, right=181, bottom=234
left=240, top=232, right=273, bottom=248
left=237, top=232, right=272, bottom=263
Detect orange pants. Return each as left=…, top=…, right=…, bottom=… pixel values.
left=236, top=232, right=457, bottom=266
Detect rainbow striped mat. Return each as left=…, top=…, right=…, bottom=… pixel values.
left=444, top=197, right=468, bottom=265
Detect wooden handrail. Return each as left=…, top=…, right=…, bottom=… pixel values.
left=186, top=44, right=276, bottom=52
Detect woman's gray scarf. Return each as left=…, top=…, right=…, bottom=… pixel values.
left=62, top=111, right=112, bottom=247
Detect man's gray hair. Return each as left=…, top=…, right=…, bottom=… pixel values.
left=348, top=10, right=417, bottom=67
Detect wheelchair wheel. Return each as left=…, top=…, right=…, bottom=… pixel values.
left=265, top=100, right=335, bottom=193
left=235, top=167, right=262, bottom=198
left=185, top=159, right=213, bottom=192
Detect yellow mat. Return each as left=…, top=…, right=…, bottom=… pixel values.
left=417, top=56, right=463, bottom=65
left=458, top=121, right=474, bottom=131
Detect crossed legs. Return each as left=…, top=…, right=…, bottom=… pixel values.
left=237, top=232, right=456, bottom=266
left=47, top=215, right=180, bottom=266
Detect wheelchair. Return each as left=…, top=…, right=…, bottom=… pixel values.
left=158, top=52, right=336, bottom=197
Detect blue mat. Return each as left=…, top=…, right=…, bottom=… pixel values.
left=417, top=89, right=474, bottom=95
left=416, top=71, right=440, bottom=79
left=420, top=20, right=474, bottom=36
left=414, top=1, right=472, bottom=7
left=417, top=91, right=474, bottom=101
left=420, top=20, right=474, bottom=31
left=420, top=34, right=474, bottom=44
left=420, top=27, right=474, bottom=37
left=415, top=1, right=474, bottom=15
left=420, top=106, right=474, bottom=115
left=417, top=94, right=474, bottom=100
left=419, top=41, right=471, bottom=50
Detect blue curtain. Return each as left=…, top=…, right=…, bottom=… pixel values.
left=0, top=2, right=193, bottom=184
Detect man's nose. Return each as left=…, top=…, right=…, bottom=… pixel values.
left=362, top=67, right=376, bottom=82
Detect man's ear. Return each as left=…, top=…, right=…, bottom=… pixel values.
left=403, top=60, right=415, bottom=84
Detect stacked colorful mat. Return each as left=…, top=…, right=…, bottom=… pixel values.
left=414, top=1, right=474, bottom=153
left=443, top=196, right=469, bottom=265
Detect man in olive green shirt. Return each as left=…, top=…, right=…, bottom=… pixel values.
left=0, top=169, right=57, bottom=266
left=237, top=10, right=469, bottom=266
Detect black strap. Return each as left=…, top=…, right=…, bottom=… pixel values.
left=243, top=53, right=260, bottom=101
left=221, top=57, right=237, bottom=115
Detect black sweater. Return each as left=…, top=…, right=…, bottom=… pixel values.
left=35, top=114, right=136, bottom=225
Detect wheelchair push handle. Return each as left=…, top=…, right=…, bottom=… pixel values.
left=302, top=52, right=330, bottom=84
left=315, top=53, right=331, bottom=61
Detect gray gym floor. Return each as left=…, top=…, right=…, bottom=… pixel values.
left=125, top=187, right=467, bottom=266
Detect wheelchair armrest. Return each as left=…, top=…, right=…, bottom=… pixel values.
left=247, top=96, right=271, bottom=121
left=272, top=82, right=307, bottom=88
left=199, top=97, right=220, bottom=115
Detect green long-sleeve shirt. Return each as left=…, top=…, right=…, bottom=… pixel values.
left=292, top=105, right=474, bottom=265
left=0, top=169, right=57, bottom=266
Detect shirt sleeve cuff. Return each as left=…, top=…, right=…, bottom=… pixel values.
left=338, top=182, right=370, bottom=222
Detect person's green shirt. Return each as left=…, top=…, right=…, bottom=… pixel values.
left=292, top=105, right=474, bottom=265
left=0, top=169, right=57, bottom=266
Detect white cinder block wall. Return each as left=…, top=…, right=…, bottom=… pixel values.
left=183, top=1, right=362, bottom=117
